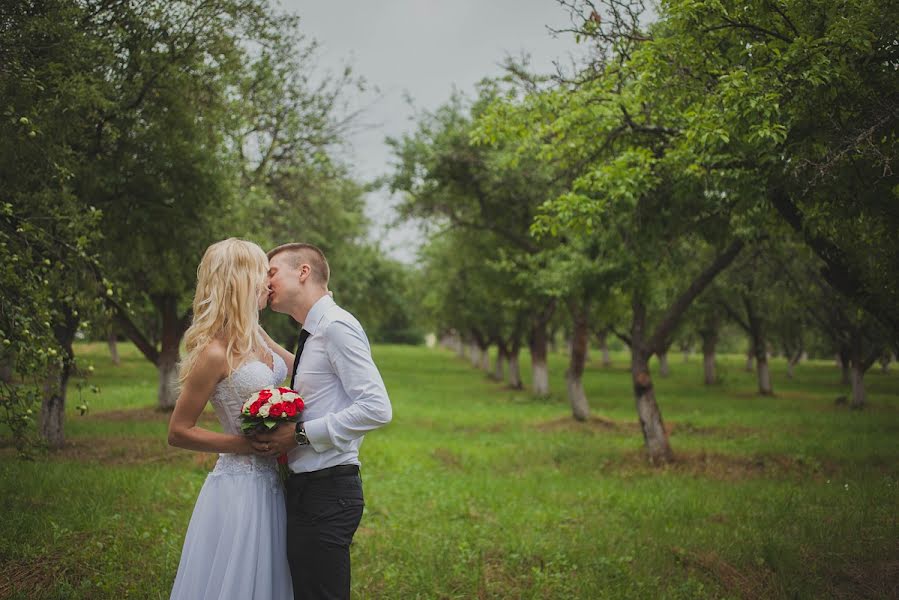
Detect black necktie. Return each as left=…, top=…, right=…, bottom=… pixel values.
left=290, top=329, right=310, bottom=390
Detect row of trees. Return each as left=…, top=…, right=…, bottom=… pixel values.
left=0, top=0, right=418, bottom=453
left=389, top=0, right=898, bottom=463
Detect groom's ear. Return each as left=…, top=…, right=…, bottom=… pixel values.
left=298, top=263, right=311, bottom=283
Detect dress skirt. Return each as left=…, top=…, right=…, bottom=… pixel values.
left=170, top=455, right=293, bottom=600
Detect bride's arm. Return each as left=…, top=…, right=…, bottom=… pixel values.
left=167, top=341, right=256, bottom=454
left=259, top=327, right=294, bottom=368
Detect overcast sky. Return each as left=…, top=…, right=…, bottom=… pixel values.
left=281, top=0, right=584, bottom=263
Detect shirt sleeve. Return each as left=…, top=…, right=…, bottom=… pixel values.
left=302, top=320, right=392, bottom=452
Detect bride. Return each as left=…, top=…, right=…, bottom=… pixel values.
left=167, top=238, right=292, bottom=599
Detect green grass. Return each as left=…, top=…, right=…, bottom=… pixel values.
left=1, top=342, right=897, bottom=598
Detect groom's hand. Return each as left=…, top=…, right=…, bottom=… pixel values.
left=253, top=424, right=298, bottom=455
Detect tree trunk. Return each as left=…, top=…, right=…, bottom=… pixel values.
left=493, top=344, right=506, bottom=381
left=156, top=295, right=182, bottom=410
left=756, top=356, right=772, bottom=395
left=658, top=352, right=670, bottom=377
left=597, top=330, right=612, bottom=367
left=849, top=363, right=866, bottom=410
left=529, top=313, right=551, bottom=396
left=41, top=306, right=78, bottom=449
left=701, top=332, right=717, bottom=385
left=508, top=350, right=522, bottom=389
left=469, top=341, right=480, bottom=368
left=479, top=345, right=490, bottom=373
left=881, top=354, right=891, bottom=374
left=631, top=299, right=673, bottom=463
left=744, top=296, right=773, bottom=395
left=41, top=364, right=69, bottom=449
left=566, top=303, right=590, bottom=421
left=107, top=332, right=120, bottom=366
left=157, top=347, right=179, bottom=410
left=745, top=346, right=755, bottom=372
left=839, top=346, right=851, bottom=385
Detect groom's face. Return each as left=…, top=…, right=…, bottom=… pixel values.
left=267, top=253, right=303, bottom=313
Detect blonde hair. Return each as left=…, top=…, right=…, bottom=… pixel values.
left=179, top=238, right=269, bottom=383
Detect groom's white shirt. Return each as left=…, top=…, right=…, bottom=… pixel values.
left=287, top=294, right=392, bottom=473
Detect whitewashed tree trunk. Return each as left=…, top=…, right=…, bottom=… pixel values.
left=532, top=359, right=549, bottom=396
left=493, top=348, right=505, bottom=381
left=157, top=350, right=179, bottom=409
left=469, top=342, right=480, bottom=368
left=108, top=333, right=120, bottom=366
left=756, top=357, right=773, bottom=395
left=529, top=317, right=551, bottom=396
left=567, top=309, right=590, bottom=421
left=566, top=372, right=590, bottom=421
left=508, top=352, right=522, bottom=389
left=659, top=352, right=670, bottom=377
left=479, top=346, right=490, bottom=373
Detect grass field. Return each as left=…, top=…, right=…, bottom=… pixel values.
left=1, top=342, right=897, bottom=599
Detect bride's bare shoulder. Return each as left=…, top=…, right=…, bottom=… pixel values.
left=191, top=338, right=228, bottom=378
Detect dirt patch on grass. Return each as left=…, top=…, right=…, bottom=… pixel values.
left=538, top=415, right=640, bottom=433
left=536, top=416, right=764, bottom=440
left=668, top=422, right=763, bottom=438
left=0, top=533, right=92, bottom=600
left=89, top=406, right=218, bottom=425
left=825, top=555, right=899, bottom=599
left=672, top=546, right=783, bottom=599
left=49, top=436, right=203, bottom=467
left=432, top=447, right=464, bottom=470
left=587, top=449, right=842, bottom=482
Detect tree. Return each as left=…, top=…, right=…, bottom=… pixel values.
left=0, top=0, right=106, bottom=449
left=628, top=0, right=899, bottom=336
left=389, top=85, right=563, bottom=395
left=77, top=1, right=361, bottom=408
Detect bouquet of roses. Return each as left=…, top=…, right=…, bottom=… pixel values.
left=240, top=386, right=305, bottom=482
left=240, top=386, right=305, bottom=435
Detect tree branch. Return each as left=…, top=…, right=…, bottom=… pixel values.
left=647, top=239, right=745, bottom=355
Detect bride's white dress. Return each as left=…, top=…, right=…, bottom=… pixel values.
left=170, top=350, right=293, bottom=600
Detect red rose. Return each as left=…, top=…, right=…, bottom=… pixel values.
left=277, top=453, right=288, bottom=464
left=257, top=389, right=273, bottom=401
left=277, top=387, right=294, bottom=394
left=249, top=402, right=260, bottom=416
left=270, top=404, right=283, bottom=417
left=293, top=398, right=304, bottom=411
left=284, top=402, right=297, bottom=417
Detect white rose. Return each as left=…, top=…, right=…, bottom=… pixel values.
left=258, top=403, right=270, bottom=418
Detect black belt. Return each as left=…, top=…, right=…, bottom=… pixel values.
left=288, top=464, right=359, bottom=480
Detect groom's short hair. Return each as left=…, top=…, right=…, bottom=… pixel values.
left=268, top=243, right=330, bottom=286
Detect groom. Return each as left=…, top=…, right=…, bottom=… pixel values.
left=256, top=242, right=392, bottom=600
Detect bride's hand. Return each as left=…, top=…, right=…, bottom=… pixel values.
left=247, top=433, right=280, bottom=457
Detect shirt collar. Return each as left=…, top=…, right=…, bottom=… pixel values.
left=302, top=293, right=335, bottom=335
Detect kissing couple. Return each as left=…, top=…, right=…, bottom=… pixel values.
left=167, top=238, right=392, bottom=599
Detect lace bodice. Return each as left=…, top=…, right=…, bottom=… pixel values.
left=208, top=348, right=288, bottom=483
left=211, top=348, right=288, bottom=435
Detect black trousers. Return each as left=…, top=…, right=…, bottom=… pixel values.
left=285, top=468, right=365, bottom=600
